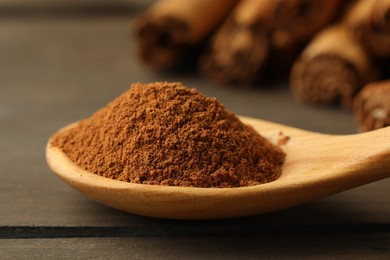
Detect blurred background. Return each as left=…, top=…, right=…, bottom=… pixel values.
left=3, top=0, right=382, bottom=135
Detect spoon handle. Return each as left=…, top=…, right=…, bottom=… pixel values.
left=246, top=115, right=390, bottom=184
left=313, top=127, right=390, bottom=184
left=344, top=126, right=390, bottom=176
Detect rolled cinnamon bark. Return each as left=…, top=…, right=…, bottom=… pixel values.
left=132, top=0, right=238, bottom=70
left=199, top=0, right=341, bottom=86
left=199, top=0, right=270, bottom=86
left=290, top=25, right=378, bottom=107
left=344, top=0, right=390, bottom=59
left=353, top=79, right=390, bottom=131
left=268, top=0, right=341, bottom=50
left=267, top=0, right=342, bottom=75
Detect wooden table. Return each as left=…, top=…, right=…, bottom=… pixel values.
left=1, top=1, right=389, bottom=258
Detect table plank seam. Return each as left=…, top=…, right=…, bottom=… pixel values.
left=1, top=224, right=390, bottom=239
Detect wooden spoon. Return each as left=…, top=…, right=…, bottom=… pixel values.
left=46, top=116, right=390, bottom=219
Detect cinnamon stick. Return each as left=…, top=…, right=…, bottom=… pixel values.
left=290, top=25, right=378, bottom=107
left=199, top=0, right=341, bottom=86
left=132, top=0, right=238, bottom=70
left=267, top=0, right=342, bottom=76
left=353, top=79, right=390, bottom=131
left=199, top=0, right=270, bottom=86
left=268, top=0, right=341, bottom=50
left=344, top=0, right=390, bottom=59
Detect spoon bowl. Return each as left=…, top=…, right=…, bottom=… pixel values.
left=46, top=116, right=390, bottom=219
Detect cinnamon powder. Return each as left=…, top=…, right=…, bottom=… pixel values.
left=52, top=82, right=285, bottom=188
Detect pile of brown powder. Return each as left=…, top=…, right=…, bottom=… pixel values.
left=52, top=82, right=285, bottom=188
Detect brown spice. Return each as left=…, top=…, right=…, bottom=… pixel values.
left=199, top=0, right=341, bottom=86
left=133, top=0, right=238, bottom=69
left=344, top=0, right=390, bottom=59
left=277, top=131, right=290, bottom=146
left=353, top=79, right=390, bottom=131
left=51, top=82, right=285, bottom=188
left=290, top=25, right=378, bottom=108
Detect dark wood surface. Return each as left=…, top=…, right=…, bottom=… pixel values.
left=0, top=1, right=389, bottom=259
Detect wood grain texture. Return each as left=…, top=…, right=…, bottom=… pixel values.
left=1, top=235, right=389, bottom=258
